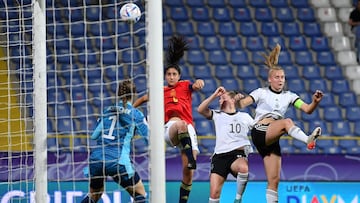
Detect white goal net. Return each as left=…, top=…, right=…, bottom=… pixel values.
left=0, top=0, right=162, bottom=202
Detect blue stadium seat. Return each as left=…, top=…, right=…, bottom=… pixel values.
left=240, top=22, right=258, bottom=37
left=297, top=8, right=316, bottom=22
left=261, top=22, right=280, bottom=36
left=70, top=22, right=85, bottom=37
left=246, top=36, right=265, bottom=51
left=102, top=51, right=117, bottom=65
left=175, top=22, right=194, bottom=36
left=317, top=51, right=336, bottom=66
left=331, top=121, right=351, bottom=136
left=282, top=22, right=300, bottom=36
left=163, top=21, right=173, bottom=36
left=295, top=51, right=314, bottom=66
left=197, top=22, right=216, bottom=36
left=92, top=88, right=113, bottom=108
left=180, top=66, right=192, bottom=80
left=318, top=93, right=335, bottom=107
left=203, top=36, right=222, bottom=51
left=77, top=117, right=97, bottom=135
left=185, top=0, right=203, bottom=6
left=213, top=8, right=231, bottom=21
left=208, top=50, right=227, bottom=65
left=86, top=7, right=101, bottom=21
left=50, top=103, right=71, bottom=119
left=224, top=36, right=243, bottom=51
left=202, top=78, right=218, bottom=94
left=134, top=77, right=147, bottom=93
left=187, top=50, right=206, bottom=65
left=316, top=135, right=336, bottom=152
left=309, top=79, right=328, bottom=93
left=127, top=65, right=146, bottom=77
left=345, top=106, right=360, bottom=121
left=302, top=65, right=321, bottom=79
left=46, top=9, right=62, bottom=22
left=73, top=103, right=95, bottom=119
left=117, top=35, right=132, bottom=49
left=120, top=49, right=143, bottom=63
left=218, top=22, right=237, bottom=36
left=95, top=37, right=115, bottom=51
left=283, top=65, right=300, bottom=79
left=186, top=36, right=201, bottom=50
left=290, top=0, right=309, bottom=7
left=354, top=121, right=360, bottom=136
left=237, top=65, right=256, bottom=79
left=278, top=51, right=293, bottom=65
left=200, top=138, right=215, bottom=153
left=195, top=120, right=215, bottom=136
left=63, top=8, right=83, bottom=22
left=193, top=65, right=212, bottom=79
left=301, top=108, right=320, bottom=122
left=303, top=22, right=322, bottom=37
left=228, top=0, right=246, bottom=7
left=56, top=38, right=70, bottom=50
left=255, top=7, right=273, bottom=22
left=276, top=7, right=294, bottom=22
left=230, top=50, right=249, bottom=65
left=270, top=0, right=289, bottom=7
left=192, top=7, right=210, bottom=21
left=308, top=120, right=329, bottom=136
left=56, top=49, right=73, bottom=64
left=310, top=37, right=330, bottom=51
left=73, top=38, right=93, bottom=51
left=324, top=106, right=343, bottom=122
left=252, top=51, right=267, bottom=65
left=170, top=7, right=188, bottom=21
left=249, top=0, right=267, bottom=7
left=165, top=0, right=183, bottom=6
left=267, top=36, right=287, bottom=50
left=105, top=66, right=125, bottom=81
left=47, top=89, right=67, bottom=105
left=233, top=7, right=251, bottom=22
left=242, top=78, right=261, bottom=92
left=339, top=92, right=357, bottom=107
left=192, top=94, right=202, bottom=110
left=324, top=65, right=344, bottom=80
left=89, top=22, right=110, bottom=36
left=280, top=139, right=295, bottom=153
left=287, top=79, right=306, bottom=93
left=214, top=65, right=234, bottom=79
left=220, top=78, right=240, bottom=90
left=289, top=36, right=308, bottom=51
left=331, top=79, right=350, bottom=94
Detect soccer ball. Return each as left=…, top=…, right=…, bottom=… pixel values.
left=119, top=3, right=141, bottom=23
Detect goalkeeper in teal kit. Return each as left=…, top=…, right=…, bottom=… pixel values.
left=81, top=80, right=148, bottom=203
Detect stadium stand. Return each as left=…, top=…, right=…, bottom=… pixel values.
left=3, top=0, right=360, bottom=155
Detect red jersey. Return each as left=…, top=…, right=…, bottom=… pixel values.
left=164, top=80, right=193, bottom=125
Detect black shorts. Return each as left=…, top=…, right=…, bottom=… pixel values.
left=210, top=149, right=247, bottom=179
left=251, top=123, right=281, bottom=158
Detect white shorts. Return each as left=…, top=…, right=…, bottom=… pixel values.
left=164, top=120, right=199, bottom=153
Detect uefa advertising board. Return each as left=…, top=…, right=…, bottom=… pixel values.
left=1, top=153, right=359, bottom=202
left=0, top=181, right=359, bottom=202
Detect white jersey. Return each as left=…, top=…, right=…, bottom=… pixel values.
left=250, top=87, right=299, bottom=124
left=211, top=110, right=253, bottom=154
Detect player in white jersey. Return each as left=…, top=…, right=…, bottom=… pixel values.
left=198, top=87, right=254, bottom=203
left=236, top=44, right=323, bottom=203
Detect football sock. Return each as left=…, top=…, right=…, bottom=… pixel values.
left=236, top=172, right=248, bottom=200
left=288, top=126, right=308, bottom=143
left=209, top=198, right=220, bottom=203
left=179, top=181, right=192, bottom=203
left=266, top=189, right=278, bottom=203
left=178, top=132, right=196, bottom=169
left=134, top=194, right=147, bottom=203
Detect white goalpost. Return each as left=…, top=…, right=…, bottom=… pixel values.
left=0, top=0, right=164, bottom=202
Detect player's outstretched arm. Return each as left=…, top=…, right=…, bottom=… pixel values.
left=133, top=94, right=149, bottom=108
left=198, top=86, right=225, bottom=119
